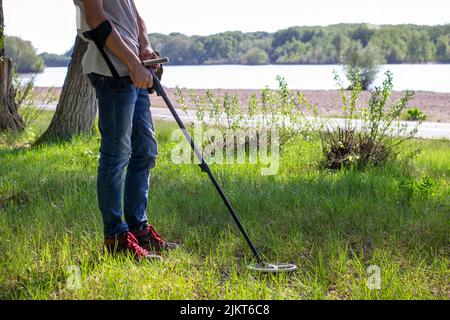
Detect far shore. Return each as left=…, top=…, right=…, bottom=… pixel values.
left=34, top=87, right=450, bottom=123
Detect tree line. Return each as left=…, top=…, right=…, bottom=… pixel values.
left=5, top=23, right=450, bottom=73
left=4, top=36, right=71, bottom=73
left=151, top=24, right=450, bottom=65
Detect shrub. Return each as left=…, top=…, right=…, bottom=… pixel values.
left=174, top=76, right=313, bottom=151
left=405, top=108, right=427, bottom=121
left=16, top=85, right=57, bottom=130
left=11, top=72, right=57, bottom=129
left=311, top=71, right=419, bottom=170
left=400, top=175, right=437, bottom=201
left=175, top=71, right=419, bottom=171
left=342, top=42, right=385, bottom=90
left=0, top=75, right=56, bottom=147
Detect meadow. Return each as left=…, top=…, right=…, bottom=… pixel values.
left=0, top=111, right=448, bottom=299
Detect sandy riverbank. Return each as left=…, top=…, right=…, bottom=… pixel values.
left=34, top=87, right=450, bottom=122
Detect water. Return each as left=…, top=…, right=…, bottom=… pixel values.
left=19, top=64, right=450, bottom=92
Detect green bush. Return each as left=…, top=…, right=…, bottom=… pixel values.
left=311, top=71, right=418, bottom=170
left=400, top=175, right=437, bottom=201
left=342, top=42, right=385, bottom=90
left=405, top=108, right=427, bottom=121
left=174, top=76, right=312, bottom=151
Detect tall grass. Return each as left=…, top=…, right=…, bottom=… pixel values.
left=0, top=112, right=448, bottom=299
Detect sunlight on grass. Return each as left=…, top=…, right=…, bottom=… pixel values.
left=0, top=111, right=448, bottom=299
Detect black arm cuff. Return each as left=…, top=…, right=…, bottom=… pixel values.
left=82, top=20, right=121, bottom=80
left=83, top=20, right=112, bottom=49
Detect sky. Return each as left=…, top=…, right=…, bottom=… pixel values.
left=4, top=0, right=450, bottom=54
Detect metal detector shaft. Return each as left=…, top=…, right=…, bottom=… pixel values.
left=149, top=69, right=263, bottom=264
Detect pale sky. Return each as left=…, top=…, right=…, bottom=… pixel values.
left=4, top=0, right=450, bottom=54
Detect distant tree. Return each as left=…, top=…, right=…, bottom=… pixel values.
left=39, top=52, right=71, bottom=67
left=39, top=37, right=97, bottom=142
left=0, top=0, right=23, bottom=132
left=242, top=48, right=269, bottom=65
left=149, top=24, right=450, bottom=66
left=271, top=27, right=303, bottom=62
left=4, top=36, right=44, bottom=73
left=370, top=28, right=408, bottom=63
left=332, top=33, right=351, bottom=61
left=407, top=31, right=436, bottom=63
left=273, top=40, right=310, bottom=64
left=436, top=35, right=450, bottom=62
left=342, top=42, right=385, bottom=90
left=350, top=24, right=375, bottom=47
left=202, top=35, right=232, bottom=64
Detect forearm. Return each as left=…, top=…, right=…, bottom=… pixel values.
left=106, top=27, right=141, bottom=70
left=137, top=14, right=151, bottom=49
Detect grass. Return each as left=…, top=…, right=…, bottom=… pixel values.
left=0, top=111, right=449, bottom=299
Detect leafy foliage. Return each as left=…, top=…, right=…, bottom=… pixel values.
left=39, top=52, right=71, bottom=67
left=405, top=108, right=427, bottom=121
left=8, top=24, right=450, bottom=72
left=4, top=36, right=44, bottom=73
left=313, top=71, right=419, bottom=170
left=4, top=36, right=71, bottom=72
left=174, top=77, right=313, bottom=150
left=151, top=31, right=271, bottom=65
left=0, top=26, right=4, bottom=53
left=342, top=42, right=385, bottom=90
left=175, top=70, right=422, bottom=171
left=9, top=71, right=57, bottom=129
left=242, top=48, right=270, bottom=65
left=400, top=175, right=438, bottom=201
left=150, top=24, right=450, bottom=65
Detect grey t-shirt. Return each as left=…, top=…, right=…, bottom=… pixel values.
left=74, top=0, right=140, bottom=77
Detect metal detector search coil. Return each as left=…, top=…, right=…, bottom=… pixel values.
left=148, top=67, right=298, bottom=274
left=247, top=262, right=298, bottom=273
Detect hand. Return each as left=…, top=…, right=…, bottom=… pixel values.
left=139, top=46, right=160, bottom=70
left=129, top=61, right=153, bottom=89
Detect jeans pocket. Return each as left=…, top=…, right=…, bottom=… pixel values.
left=111, top=79, right=135, bottom=93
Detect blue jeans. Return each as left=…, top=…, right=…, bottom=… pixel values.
left=88, top=74, right=158, bottom=237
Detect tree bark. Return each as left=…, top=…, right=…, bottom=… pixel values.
left=0, top=0, right=4, bottom=58
left=0, top=0, right=24, bottom=132
left=39, top=36, right=97, bottom=141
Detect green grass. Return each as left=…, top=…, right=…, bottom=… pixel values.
left=0, top=111, right=449, bottom=299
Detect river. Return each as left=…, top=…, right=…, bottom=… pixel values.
left=19, top=64, right=450, bottom=92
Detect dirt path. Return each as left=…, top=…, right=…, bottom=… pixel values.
left=35, top=87, right=450, bottom=122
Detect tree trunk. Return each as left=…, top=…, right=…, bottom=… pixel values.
left=0, top=0, right=3, bottom=58
left=0, top=0, right=24, bottom=132
left=39, top=36, right=97, bottom=141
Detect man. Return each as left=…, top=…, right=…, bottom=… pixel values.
left=74, top=0, right=177, bottom=261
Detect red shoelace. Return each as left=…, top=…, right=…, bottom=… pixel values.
left=146, top=225, right=165, bottom=245
left=123, top=232, right=149, bottom=258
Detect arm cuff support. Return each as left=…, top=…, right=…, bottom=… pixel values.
left=83, top=20, right=121, bottom=80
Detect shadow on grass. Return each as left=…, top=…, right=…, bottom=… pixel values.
left=1, top=138, right=447, bottom=276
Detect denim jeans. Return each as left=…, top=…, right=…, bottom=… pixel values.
left=88, top=73, right=158, bottom=237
